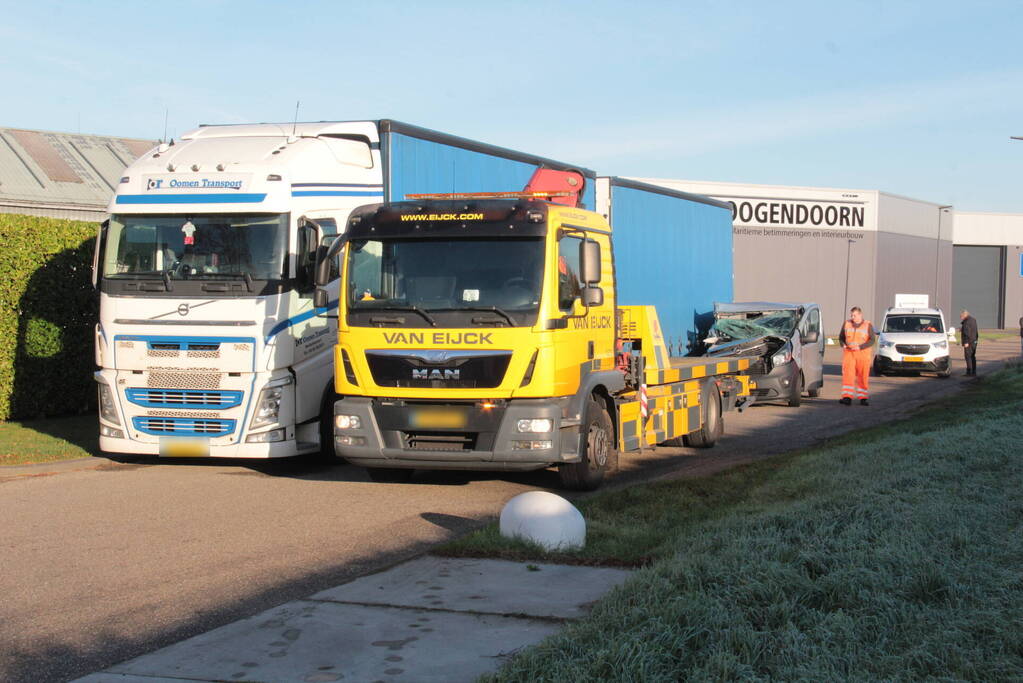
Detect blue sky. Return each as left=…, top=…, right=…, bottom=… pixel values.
left=1, top=0, right=1021, bottom=211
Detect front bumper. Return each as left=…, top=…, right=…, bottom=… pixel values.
left=875, top=353, right=949, bottom=373
left=98, top=431, right=305, bottom=458
left=333, top=396, right=578, bottom=471
left=749, top=360, right=799, bottom=400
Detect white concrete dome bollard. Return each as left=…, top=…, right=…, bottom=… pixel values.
left=500, top=491, right=585, bottom=551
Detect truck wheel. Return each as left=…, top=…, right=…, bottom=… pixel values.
left=558, top=397, right=614, bottom=491
left=317, top=392, right=339, bottom=462
left=938, top=364, right=952, bottom=378
left=787, top=373, right=803, bottom=407
left=366, top=467, right=414, bottom=483
left=685, top=382, right=722, bottom=448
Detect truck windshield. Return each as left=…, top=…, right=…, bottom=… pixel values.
left=883, top=315, right=944, bottom=333
left=347, top=237, right=544, bottom=327
left=103, top=214, right=288, bottom=281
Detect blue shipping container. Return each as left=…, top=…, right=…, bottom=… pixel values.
left=380, top=122, right=596, bottom=210
left=607, top=178, right=733, bottom=355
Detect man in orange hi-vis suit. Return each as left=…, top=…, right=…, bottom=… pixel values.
left=838, top=306, right=876, bottom=406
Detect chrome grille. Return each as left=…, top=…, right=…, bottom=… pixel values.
left=896, top=344, right=931, bottom=355
left=131, top=416, right=235, bottom=437
left=147, top=372, right=221, bottom=389
left=126, top=388, right=242, bottom=409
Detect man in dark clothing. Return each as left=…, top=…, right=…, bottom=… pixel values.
left=960, top=310, right=979, bottom=376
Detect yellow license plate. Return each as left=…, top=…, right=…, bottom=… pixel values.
left=903, top=356, right=924, bottom=363
left=410, top=408, right=467, bottom=429
left=160, top=438, right=210, bottom=457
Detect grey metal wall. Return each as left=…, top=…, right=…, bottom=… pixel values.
left=732, top=227, right=876, bottom=335
left=1005, top=245, right=1023, bottom=330
left=952, top=245, right=1004, bottom=328
left=874, top=231, right=954, bottom=320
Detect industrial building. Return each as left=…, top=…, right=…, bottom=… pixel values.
left=635, top=178, right=954, bottom=334
left=952, top=212, right=1023, bottom=330
left=0, top=127, right=153, bottom=221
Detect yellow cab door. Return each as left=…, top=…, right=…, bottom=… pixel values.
left=549, top=220, right=616, bottom=399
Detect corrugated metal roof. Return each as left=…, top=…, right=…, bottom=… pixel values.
left=0, top=127, right=156, bottom=211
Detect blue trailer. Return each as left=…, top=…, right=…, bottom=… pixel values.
left=596, top=176, right=734, bottom=356
left=380, top=120, right=596, bottom=209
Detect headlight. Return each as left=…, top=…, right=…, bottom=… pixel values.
left=335, top=414, right=361, bottom=430
left=249, top=377, right=292, bottom=429
left=879, top=340, right=895, bottom=349
left=96, top=378, right=121, bottom=425
left=517, top=418, right=553, bottom=433
left=771, top=347, right=792, bottom=367
left=933, top=340, right=948, bottom=350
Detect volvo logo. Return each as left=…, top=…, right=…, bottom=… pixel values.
left=412, top=368, right=460, bottom=380
left=177, top=303, right=190, bottom=316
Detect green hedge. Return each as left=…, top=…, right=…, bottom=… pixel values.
left=0, top=213, right=98, bottom=420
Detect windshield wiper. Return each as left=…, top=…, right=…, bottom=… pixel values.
left=428, top=306, right=517, bottom=327
left=359, top=305, right=437, bottom=327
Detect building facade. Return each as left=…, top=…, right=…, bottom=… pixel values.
left=952, top=212, right=1023, bottom=330
left=634, top=178, right=953, bottom=335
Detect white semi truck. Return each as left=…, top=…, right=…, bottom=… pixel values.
left=94, top=120, right=592, bottom=459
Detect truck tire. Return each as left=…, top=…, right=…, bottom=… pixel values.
left=366, top=467, right=414, bottom=483
left=685, top=382, right=722, bottom=449
left=317, top=391, right=339, bottom=462
left=558, top=397, right=614, bottom=491
left=787, top=373, right=802, bottom=407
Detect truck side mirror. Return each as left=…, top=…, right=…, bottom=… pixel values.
left=579, top=239, right=601, bottom=284
left=582, top=286, right=604, bottom=307
left=313, top=288, right=329, bottom=309
left=315, top=234, right=347, bottom=287
left=803, top=330, right=819, bottom=344
left=297, top=217, right=323, bottom=290
left=92, top=219, right=108, bottom=289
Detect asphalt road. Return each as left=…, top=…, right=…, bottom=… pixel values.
left=2, top=339, right=1019, bottom=683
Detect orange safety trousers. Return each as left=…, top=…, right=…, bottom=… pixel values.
left=841, top=348, right=872, bottom=399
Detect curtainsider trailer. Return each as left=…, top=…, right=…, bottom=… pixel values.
left=94, top=120, right=592, bottom=459
left=316, top=177, right=754, bottom=489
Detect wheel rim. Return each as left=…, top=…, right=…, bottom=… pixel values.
left=588, top=423, right=609, bottom=468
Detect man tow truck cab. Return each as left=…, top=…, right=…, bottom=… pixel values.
left=874, top=307, right=952, bottom=377
left=706, top=302, right=825, bottom=407
left=315, top=192, right=757, bottom=490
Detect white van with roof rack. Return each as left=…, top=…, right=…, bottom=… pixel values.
left=874, top=306, right=951, bottom=378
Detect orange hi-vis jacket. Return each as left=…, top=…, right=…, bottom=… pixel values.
left=840, top=319, right=873, bottom=399
left=841, top=319, right=873, bottom=349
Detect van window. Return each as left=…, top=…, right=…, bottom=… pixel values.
left=883, top=315, right=943, bottom=333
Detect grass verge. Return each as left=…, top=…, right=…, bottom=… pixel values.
left=0, top=413, right=97, bottom=466
left=441, top=364, right=1023, bottom=680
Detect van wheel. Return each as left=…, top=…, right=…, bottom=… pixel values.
left=685, top=382, right=722, bottom=448
left=938, top=365, right=952, bottom=378
left=366, top=467, right=414, bottom=483
left=787, top=373, right=803, bottom=407
left=558, top=397, right=614, bottom=491
left=807, top=378, right=821, bottom=398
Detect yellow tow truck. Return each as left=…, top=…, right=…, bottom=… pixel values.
left=314, top=190, right=755, bottom=490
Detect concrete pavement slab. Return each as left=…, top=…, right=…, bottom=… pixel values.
left=96, top=599, right=560, bottom=683
left=309, top=555, right=634, bottom=619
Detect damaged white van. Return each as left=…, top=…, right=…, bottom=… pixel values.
left=705, top=302, right=825, bottom=407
